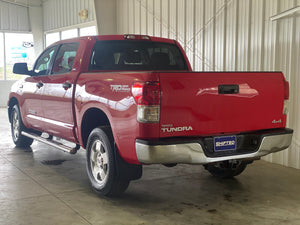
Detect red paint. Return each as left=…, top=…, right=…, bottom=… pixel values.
left=8, top=35, right=290, bottom=164
left=132, top=81, right=160, bottom=105
left=159, top=72, right=287, bottom=138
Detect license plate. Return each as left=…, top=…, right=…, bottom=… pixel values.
left=214, top=136, right=237, bottom=151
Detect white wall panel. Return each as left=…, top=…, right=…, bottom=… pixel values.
left=134, top=0, right=141, bottom=34
left=43, top=0, right=95, bottom=32
left=146, top=0, right=154, bottom=35
left=128, top=0, right=135, bottom=34
left=0, top=1, right=30, bottom=32
left=185, top=0, right=194, bottom=69
left=177, top=0, right=185, bottom=50
left=117, top=0, right=300, bottom=169
left=140, top=0, right=147, bottom=34
left=124, top=0, right=129, bottom=34
left=153, top=0, right=161, bottom=36
left=237, top=0, right=250, bottom=70
left=194, top=0, right=204, bottom=71
left=215, top=0, right=225, bottom=71
left=225, top=0, right=236, bottom=71
left=168, top=0, right=177, bottom=40
left=292, top=4, right=300, bottom=168
left=161, top=0, right=169, bottom=38
left=249, top=0, right=263, bottom=70
left=204, top=0, right=215, bottom=71
left=118, top=0, right=126, bottom=34
left=263, top=0, right=277, bottom=71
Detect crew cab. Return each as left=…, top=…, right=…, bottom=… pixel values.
left=8, top=35, right=293, bottom=196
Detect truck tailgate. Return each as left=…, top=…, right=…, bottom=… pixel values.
left=159, top=72, right=287, bottom=138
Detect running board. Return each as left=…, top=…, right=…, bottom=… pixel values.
left=21, top=131, right=79, bottom=154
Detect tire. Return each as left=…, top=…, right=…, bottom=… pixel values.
left=204, top=160, right=248, bottom=179
left=10, top=104, right=33, bottom=147
left=86, top=127, right=130, bottom=196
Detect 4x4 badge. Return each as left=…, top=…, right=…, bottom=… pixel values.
left=272, top=119, right=282, bottom=124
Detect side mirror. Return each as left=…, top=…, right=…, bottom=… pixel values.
left=13, top=63, right=30, bottom=75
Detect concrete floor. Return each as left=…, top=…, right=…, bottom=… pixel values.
left=0, top=108, right=300, bottom=225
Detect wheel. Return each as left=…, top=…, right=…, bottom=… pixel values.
left=86, top=127, right=130, bottom=196
left=10, top=104, right=33, bottom=147
left=204, top=160, right=248, bottom=179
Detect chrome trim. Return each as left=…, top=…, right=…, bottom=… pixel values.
left=136, top=133, right=293, bottom=164
left=21, top=131, right=78, bottom=154
left=27, top=115, right=73, bottom=129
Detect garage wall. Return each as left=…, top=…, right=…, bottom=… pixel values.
left=116, top=0, right=300, bottom=169
left=0, top=1, right=31, bottom=32
left=43, top=0, right=95, bottom=32
left=0, top=80, right=16, bottom=107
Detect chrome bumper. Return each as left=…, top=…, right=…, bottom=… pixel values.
left=135, top=130, right=293, bottom=164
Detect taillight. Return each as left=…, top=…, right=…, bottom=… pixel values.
left=284, top=81, right=289, bottom=100
left=283, top=100, right=289, bottom=115
left=132, top=82, right=160, bottom=123
left=283, top=80, right=289, bottom=115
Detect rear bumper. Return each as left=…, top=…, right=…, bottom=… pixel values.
left=135, top=129, right=293, bottom=164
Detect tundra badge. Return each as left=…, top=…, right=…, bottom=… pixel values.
left=161, top=125, right=193, bottom=133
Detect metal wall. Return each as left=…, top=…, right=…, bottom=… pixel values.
left=43, top=0, right=95, bottom=32
left=0, top=1, right=31, bottom=32
left=117, top=0, right=300, bottom=169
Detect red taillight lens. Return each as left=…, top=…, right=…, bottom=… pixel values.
left=284, top=81, right=289, bottom=100
left=132, top=82, right=160, bottom=105
left=132, top=82, right=160, bottom=123
left=283, top=81, right=289, bottom=115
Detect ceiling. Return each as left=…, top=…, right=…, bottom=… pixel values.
left=0, top=0, right=42, bottom=7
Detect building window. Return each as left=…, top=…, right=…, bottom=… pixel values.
left=45, top=32, right=60, bottom=47
left=0, top=32, right=34, bottom=80
left=45, top=25, right=97, bottom=47
left=80, top=26, right=97, bottom=36
left=61, top=29, right=78, bottom=40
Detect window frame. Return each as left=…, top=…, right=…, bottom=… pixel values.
left=50, top=42, right=79, bottom=75
left=88, top=40, right=189, bottom=71
left=0, top=31, right=34, bottom=80
left=33, top=45, right=59, bottom=76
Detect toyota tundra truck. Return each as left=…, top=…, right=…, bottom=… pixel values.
left=8, top=35, right=293, bottom=196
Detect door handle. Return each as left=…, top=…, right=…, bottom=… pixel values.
left=36, top=82, right=44, bottom=88
left=62, top=82, right=72, bottom=90
left=218, top=84, right=239, bottom=94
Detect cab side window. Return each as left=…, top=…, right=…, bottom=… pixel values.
left=52, top=43, right=79, bottom=75
left=34, top=46, right=57, bottom=76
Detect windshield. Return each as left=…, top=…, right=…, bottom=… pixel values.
left=89, top=40, right=188, bottom=71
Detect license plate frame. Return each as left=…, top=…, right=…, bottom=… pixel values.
left=214, top=135, right=237, bottom=152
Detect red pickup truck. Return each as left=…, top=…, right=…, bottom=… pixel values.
left=8, top=35, right=293, bottom=196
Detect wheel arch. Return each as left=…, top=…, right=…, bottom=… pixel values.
left=8, top=97, right=19, bottom=123
left=80, top=107, right=111, bottom=149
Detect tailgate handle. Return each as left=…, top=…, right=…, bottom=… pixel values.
left=218, top=84, right=239, bottom=94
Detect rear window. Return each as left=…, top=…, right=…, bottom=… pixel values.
left=89, top=40, right=188, bottom=71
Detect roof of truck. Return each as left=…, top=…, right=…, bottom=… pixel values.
left=48, top=34, right=176, bottom=47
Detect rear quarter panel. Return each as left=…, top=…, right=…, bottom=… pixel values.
left=75, top=72, right=160, bottom=163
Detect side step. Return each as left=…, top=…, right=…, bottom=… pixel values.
left=21, top=131, right=80, bottom=154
